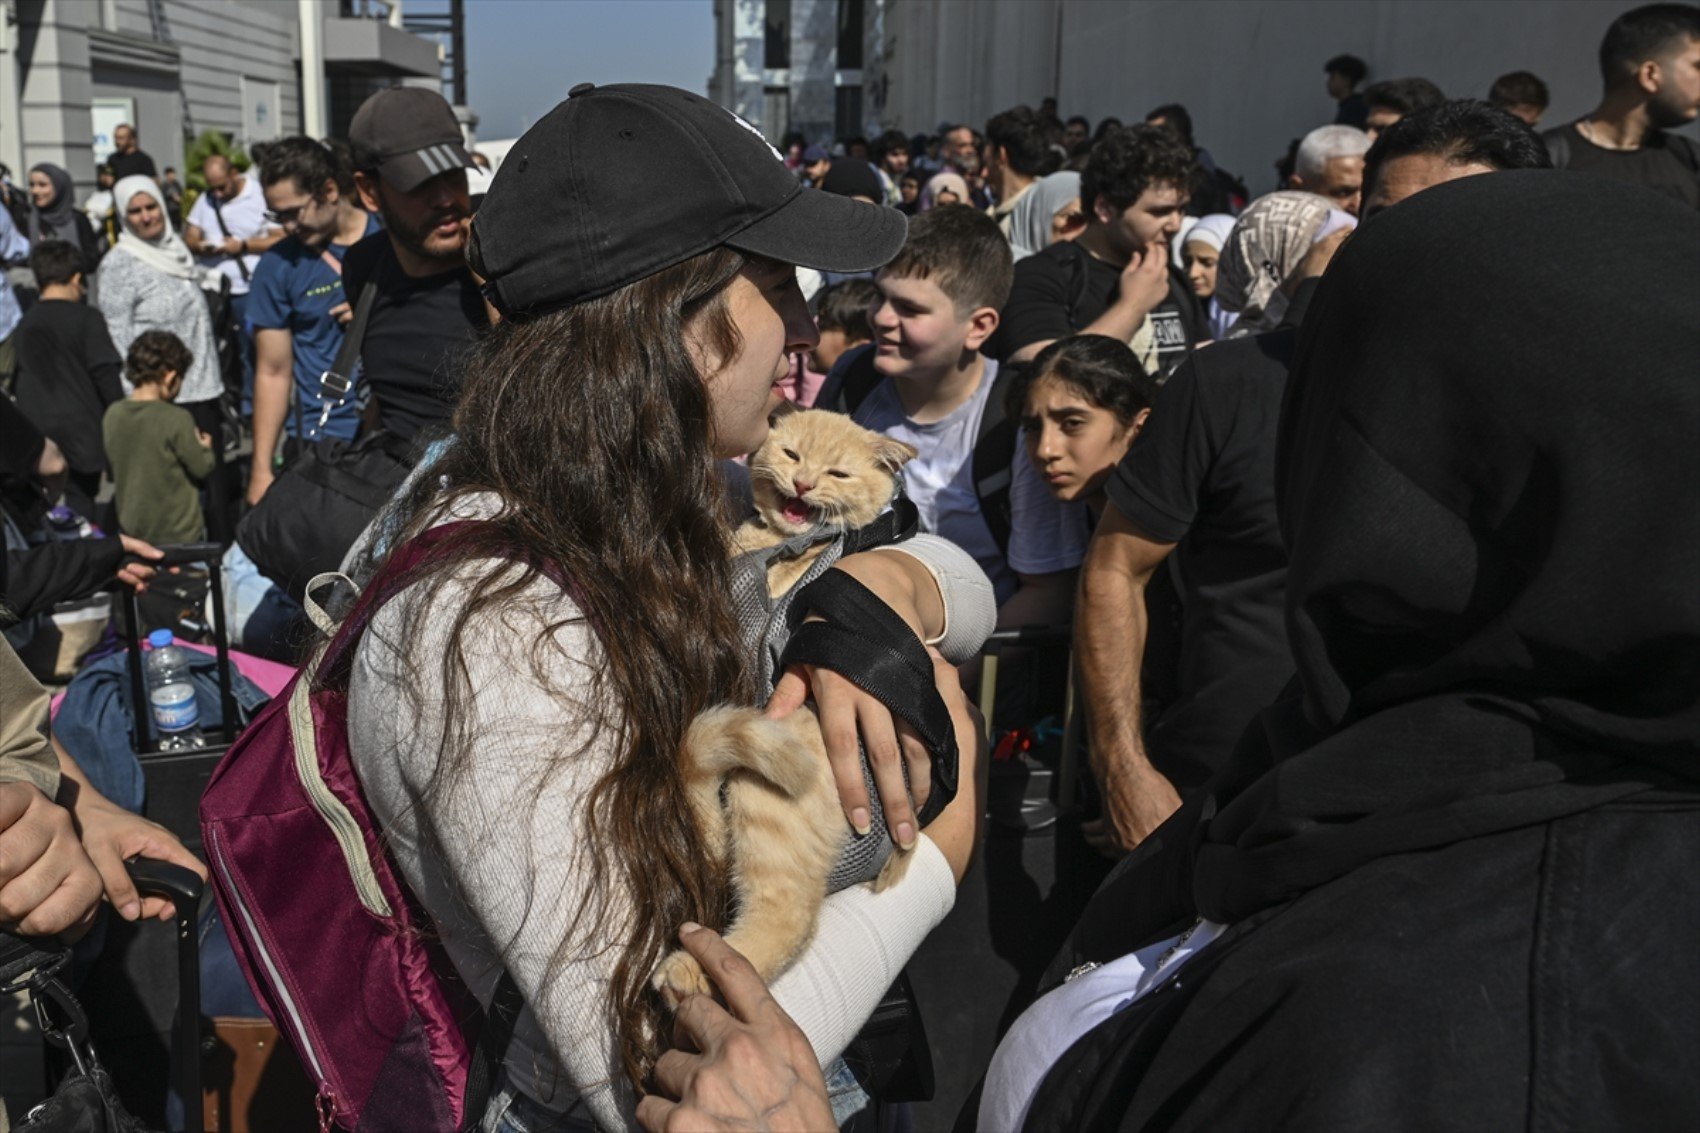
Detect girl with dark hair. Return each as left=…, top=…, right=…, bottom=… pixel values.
left=1010, top=335, right=1157, bottom=516
left=344, top=85, right=991, bottom=1131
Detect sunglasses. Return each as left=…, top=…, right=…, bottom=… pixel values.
left=263, top=197, right=320, bottom=227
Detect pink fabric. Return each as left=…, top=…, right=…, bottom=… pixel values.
left=49, top=639, right=297, bottom=717
left=180, top=642, right=295, bottom=697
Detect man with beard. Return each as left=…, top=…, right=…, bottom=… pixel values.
left=1544, top=3, right=1700, bottom=209
left=343, top=88, right=487, bottom=444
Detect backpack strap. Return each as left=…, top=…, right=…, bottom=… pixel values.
left=311, top=519, right=489, bottom=690
left=825, top=342, right=884, bottom=416
left=780, top=571, right=959, bottom=826
left=460, top=969, right=525, bottom=1131
left=971, top=363, right=1021, bottom=562
left=1055, top=240, right=1095, bottom=332
left=838, top=493, right=920, bottom=557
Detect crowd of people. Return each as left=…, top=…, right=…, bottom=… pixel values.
left=2, top=3, right=1698, bottom=1131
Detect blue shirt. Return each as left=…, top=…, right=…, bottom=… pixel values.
left=0, top=204, right=29, bottom=339
left=246, top=215, right=380, bottom=440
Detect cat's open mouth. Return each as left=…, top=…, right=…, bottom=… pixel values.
left=780, top=495, right=816, bottom=526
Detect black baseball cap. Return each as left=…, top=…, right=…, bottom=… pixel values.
left=471, top=83, right=907, bottom=317
left=349, top=87, right=474, bottom=193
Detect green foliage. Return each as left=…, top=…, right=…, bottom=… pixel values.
left=182, top=130, right=253, bottom=216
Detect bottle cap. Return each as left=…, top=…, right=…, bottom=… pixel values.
left=148, top=629, right=174, bottom=649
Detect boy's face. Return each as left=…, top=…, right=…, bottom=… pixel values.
left=870, top=272, right=991, bottom=382
left=1099, top=182, right=1188, bottom=261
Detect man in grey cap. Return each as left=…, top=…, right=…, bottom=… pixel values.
left=343, top=86, right=488, bottom=443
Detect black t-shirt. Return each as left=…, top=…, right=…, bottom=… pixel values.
left=1103, top=329, right=1296, bottom=787
left=11, top=300, right=124, bottom=475
left=1334, top=93, right=1369, bottom=130
left=107, top=149, right=158, bottom=182
left=994, top=240, right=1202, bottom=380
left=1547, top=122, right=1700, bottom=210
left=341, top=234, right=486, bottom=443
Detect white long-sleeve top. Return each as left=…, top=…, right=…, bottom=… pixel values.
left=95, top=245, right=223, bottom=405
left=348, top=496, right=995, bottom=1131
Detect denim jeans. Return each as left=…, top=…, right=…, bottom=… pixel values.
left=480, top=1080, right=596, bottom=1133
left=479, top=1056, right=874, bottom=1132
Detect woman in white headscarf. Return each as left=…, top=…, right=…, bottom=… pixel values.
left=98, top=175, right=231, bottom=533
left=97, top=176, right=224, bottom=406
left=1008, top=170, right=1086, bottom=261
left=1214, top=190, right=1333, bottom=338
left=1173, top=213, right=1237, bottom=340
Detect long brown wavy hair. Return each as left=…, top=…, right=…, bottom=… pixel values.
left=370, top=246, right=753, bottom=1089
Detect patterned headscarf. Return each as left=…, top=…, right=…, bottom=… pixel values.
left=1215, top=191, right=1333, bottom=336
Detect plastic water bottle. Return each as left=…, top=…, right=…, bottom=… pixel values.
left=144, top=629, right=205, bottom=751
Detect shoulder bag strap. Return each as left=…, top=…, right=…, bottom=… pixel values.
left=205, top=191, right=250, bottom=283
left=780, top=571, right=959, bottom=825
left=461, top=970, right=526, bottom=1130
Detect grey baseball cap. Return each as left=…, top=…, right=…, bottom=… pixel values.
left=349, top=87, right=474, bottom=192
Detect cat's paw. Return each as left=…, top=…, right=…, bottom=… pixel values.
left=652, top=948, right=714, bottom=1009
left=870, top=844, right=914, bottom=893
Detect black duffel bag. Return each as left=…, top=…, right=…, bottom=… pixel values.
left=236, top=278, right=412, bottom=603
left=236, top=427, right=411, bottom=603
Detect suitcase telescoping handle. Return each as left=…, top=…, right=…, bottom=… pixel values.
left=128, top=856, right=205, bottom=1133
left=119, top=542, right=236, bottom=753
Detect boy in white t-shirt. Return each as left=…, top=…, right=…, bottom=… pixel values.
left=849, top=205, right=1086, bottom=620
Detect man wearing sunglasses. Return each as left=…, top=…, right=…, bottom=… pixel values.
left=245, top=138, right=378, bottom=505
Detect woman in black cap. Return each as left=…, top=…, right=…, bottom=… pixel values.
left=342, top=84, right=990, bottom=1131
left=645, top=171, right=1700, bottom=1130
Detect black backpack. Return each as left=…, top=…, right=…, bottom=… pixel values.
left=820, top=344, right=1022, bottom=559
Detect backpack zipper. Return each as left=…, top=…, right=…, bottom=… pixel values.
left=209, top=825, right=331, bottom=1089
left=287, top=677, right=393, bottom=916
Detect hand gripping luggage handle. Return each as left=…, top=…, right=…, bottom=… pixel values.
left=128, top=856, right=206, bottom=1133
left=779, top=571, right=959, bottom=827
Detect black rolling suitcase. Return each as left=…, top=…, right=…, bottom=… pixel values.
left=69, top=544, right=240, bottom=1127
left=2, top=859, right=205, bottom=1133
left=120, top=542, right=241, bottom=854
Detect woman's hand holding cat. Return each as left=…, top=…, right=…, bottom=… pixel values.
left=765, top=549, right=951, bottom=847
left=638, top=923, right=835, bottom=1133
left=767, top=663, right=934, bottom=849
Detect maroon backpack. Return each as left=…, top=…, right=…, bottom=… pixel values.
left=201, top=522, right=521, bottom=1132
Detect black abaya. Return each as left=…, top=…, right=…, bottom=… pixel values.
left=1019, top=171, right=1700, bottom=1131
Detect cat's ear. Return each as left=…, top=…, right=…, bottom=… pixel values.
left=872, top=435, right=919, bottom=472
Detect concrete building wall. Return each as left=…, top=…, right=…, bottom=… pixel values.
left=154, top=0, right=301, bottom=152
left=883, top=0, right=1700, bottom=194
left=13, top=0, right=304, bottom=196
left=17, top=0, right=98, bottom=187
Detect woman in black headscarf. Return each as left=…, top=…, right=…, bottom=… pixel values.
left=27, top=163, right=102, bottom=272
left=997, top=168, right=1700, bottom=1130
left=635, top=170, right=1700, bottom=1133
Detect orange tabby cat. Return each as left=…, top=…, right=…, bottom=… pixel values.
left=653, top=410, right=919, bottom=1003
left=734, top=409, right=918, bottom=598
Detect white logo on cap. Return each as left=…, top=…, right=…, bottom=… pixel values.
left=725, top=107, right=785, bottom=164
